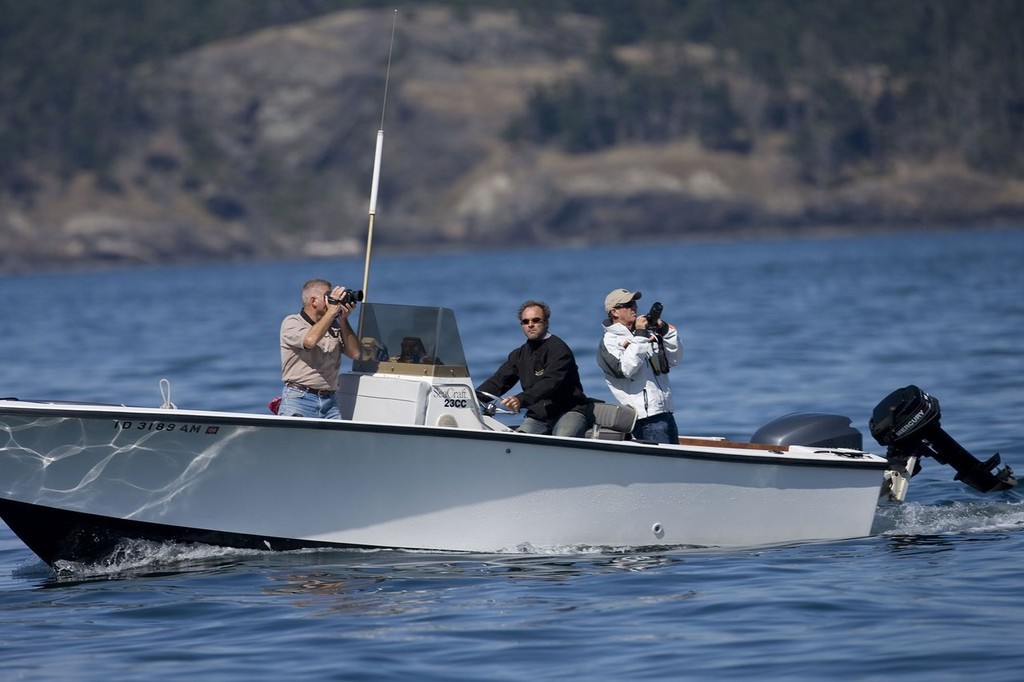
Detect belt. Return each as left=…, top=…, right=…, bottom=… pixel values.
left=286, top=382, right=335, bottom=398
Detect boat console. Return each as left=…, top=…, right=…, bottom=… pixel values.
left=337, top=302, right=508, bottom=431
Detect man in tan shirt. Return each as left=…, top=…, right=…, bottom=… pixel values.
left=279, top=279, right=360, bottom=418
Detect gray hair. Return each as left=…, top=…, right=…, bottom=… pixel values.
left=301, top=278, right=331, bottom=303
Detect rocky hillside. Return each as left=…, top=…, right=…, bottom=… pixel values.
left=3, top=6, right=1023, bottom=273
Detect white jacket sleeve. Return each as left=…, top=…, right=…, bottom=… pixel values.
left=604, top=333, right=653, bottom=378
left=660, top=324, right=682, bottom=367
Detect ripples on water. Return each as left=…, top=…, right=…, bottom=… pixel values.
left=2, top=227, right=1023, bottom=680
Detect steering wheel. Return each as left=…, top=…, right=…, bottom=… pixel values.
left=476, top=390, right=518, bottom=415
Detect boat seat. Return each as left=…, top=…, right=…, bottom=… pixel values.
left=587, top=402, right=637, bottom=440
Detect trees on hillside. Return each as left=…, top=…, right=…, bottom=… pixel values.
left=510, top=0, right=1024, bottom=184
left=2, top=0, right=1022, bottom=194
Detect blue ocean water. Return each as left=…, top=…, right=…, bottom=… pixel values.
left=2, top=227, right=1023, bottom=680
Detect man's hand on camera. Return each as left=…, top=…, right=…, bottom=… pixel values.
left=326, top=286, right=356, bottom=318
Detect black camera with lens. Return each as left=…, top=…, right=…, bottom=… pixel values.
left=646, top=301, right=664, bottom=331
left=326, top=289, right=364, bottom=306
left=645, top=301, right=670, bottom=374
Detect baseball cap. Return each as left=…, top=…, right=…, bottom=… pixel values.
left=604, top=288, right=641, bottom=312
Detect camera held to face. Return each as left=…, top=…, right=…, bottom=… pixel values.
left=646, top=301, right=663, bottom=330
left=326, top=289, right=364, bottom=306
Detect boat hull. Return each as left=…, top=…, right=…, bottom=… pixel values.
left=1, top=401, right=888, bottom=565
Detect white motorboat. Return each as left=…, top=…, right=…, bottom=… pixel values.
left=1, top=301, right=1014, bottom=567
left=1, top=43, right=1015, bottom=567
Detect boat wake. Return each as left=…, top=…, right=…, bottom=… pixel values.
left=35, top=541, right=681, bottom=579
left=42, top=540, right=268, bottom=581
left=873, top=498, right=1024, bottom=538
left=496, top=542, right=707, bottom=556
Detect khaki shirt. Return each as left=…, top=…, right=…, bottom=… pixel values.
left=280, top=313, right=344, bottom=391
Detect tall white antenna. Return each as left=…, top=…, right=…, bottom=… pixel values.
left=361, top=9, right=398, bottom=300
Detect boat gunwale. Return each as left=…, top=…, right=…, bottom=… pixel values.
left=0, top=399, right=889, bottom=471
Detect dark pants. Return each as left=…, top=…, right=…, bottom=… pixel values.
left=632, top=412, right=678, bottom=444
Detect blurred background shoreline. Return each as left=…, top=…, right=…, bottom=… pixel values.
left=3, top=1, right=1024, bottom=274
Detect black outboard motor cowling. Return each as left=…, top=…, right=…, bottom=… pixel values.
left=751, top=412, right=863, bottom=450
left=870, top=385, right=1016, bottom=493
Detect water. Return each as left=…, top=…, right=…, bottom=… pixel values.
left=2, top=227, right=1023, bottom=680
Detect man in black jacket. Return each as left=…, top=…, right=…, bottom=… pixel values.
left=476, top=300, right=593, bottom=437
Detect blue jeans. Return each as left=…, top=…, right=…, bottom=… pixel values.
left=519, top=410, right=591, bottom=438
left=278, top=385, right=340, bottom=419
left=632, top=412, right=678, bottom=444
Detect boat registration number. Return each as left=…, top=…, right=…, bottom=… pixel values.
left=113, top=420, right=220, bottom=435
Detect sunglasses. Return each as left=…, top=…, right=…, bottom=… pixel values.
left=520, top=317, right=546, bottom=325
left=613, top=302, right=637, bottom=310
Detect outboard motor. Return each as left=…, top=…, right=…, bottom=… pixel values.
left=870, top=385, right=1016, bottom=493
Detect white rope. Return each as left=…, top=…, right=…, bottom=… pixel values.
left=159, top=378, right=177, bottom=409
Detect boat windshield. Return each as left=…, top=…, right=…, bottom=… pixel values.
left=352, top=302, right=468, bottom=374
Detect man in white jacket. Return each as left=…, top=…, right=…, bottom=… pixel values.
left=597, top=288, right=682, bottom=443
